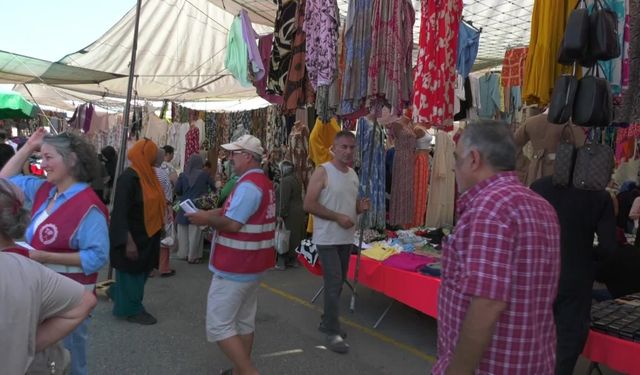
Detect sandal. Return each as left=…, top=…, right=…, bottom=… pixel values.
left=219, top=369, right=232, bottom=375
left=188, top=258, right=202, bottom=264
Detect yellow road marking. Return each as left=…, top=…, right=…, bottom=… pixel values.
left=260, top=282, right=436, bottom=363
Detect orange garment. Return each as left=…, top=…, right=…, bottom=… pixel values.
left=502, top=47, right=528, bottom=87
left=413, top=151, right=430, bottom=226
left=127, top=139, right=165, bottom=237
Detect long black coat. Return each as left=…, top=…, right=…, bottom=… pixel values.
left=109, top=168, right=160, bottom=273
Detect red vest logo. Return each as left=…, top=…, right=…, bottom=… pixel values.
left=38, top=224, right=59, bottom=245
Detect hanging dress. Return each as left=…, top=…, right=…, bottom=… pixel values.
left=425, top=130, right=455, bottom=228
left=367, top=0, right=415, bottom=113
left=283, top=0, right=315, bottom=115
left=389, top=122, right=416, bottom=226
left=268, top=0, right=298, bottom=96
left=356, top=117, right=386, bottom=230
left=413, top=126, right=432, bottom=227
left=412, top=0, right=463, bottom=129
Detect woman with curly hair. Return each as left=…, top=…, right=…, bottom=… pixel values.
left=0, top=128, right=109, bottom=375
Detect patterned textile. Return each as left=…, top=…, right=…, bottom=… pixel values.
left=303, top=0, right=339, bottom=90
left=268, top=0, right=298, bottom=95
left=287, top=123, right=313, bottom=192
left=621, top=0, right=640, bottom=123
left=185, top=126, right=200, bottom=166
left=388, top=123, right=415, bottom=226
left=413, top=151, right=429, bottom=227
left=368, top=0, right=415, bottom=114
left=425, top=130, right=455, bottom=227
left=412, top=0, right=462, bottom=129
left=266, top=106, right=286, bottom=152
left=340, top=0, right=374, bottom=116
left=283, top=0, right=315, bottom=115
left=433, top=172, right=560, bottom=375
left=356, top=117, right=386, bottom=230
left=254, top=34, right=284, bottom=105
left=501, top=47, right=528, bottom=87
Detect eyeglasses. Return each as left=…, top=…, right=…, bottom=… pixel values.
left=230, top=150, right=246, bottom=156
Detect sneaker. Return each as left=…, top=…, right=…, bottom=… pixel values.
left=326, top=334, right=349, bottom=354
left=126, top=311, right=157, bottom=325
left=318, top=324, right=347, bottom=339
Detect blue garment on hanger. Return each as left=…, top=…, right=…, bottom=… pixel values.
left=356, top=117, right=386, bottom=230
left=456, top=22, right=481, bottom=79
left=478, top=73, right=501, bottom=118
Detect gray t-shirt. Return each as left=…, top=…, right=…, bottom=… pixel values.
left=0, top=252, right=84, bottom=374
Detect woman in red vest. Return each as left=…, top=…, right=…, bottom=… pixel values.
left=0, top=128, right=109, bottom=375
left=109, top=138, right=165, bottom=325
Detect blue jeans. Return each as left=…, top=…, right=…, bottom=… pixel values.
left=63, top=316, right=90, bottom=375
left=317, top=244, right=352, bottom=335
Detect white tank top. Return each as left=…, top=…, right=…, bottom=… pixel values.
left=312, top=162, right=359, bottom=245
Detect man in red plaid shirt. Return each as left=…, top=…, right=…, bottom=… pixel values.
left=433, top=120, right=561, bottom=374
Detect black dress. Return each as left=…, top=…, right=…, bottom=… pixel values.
left=109, top=168, right=161, bottom=274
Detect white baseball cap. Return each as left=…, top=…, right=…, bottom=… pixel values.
left=221, top=134, right=264, bottom=155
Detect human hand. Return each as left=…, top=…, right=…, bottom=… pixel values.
left=336, top=214, right=355, bottom=229
left=185, top=209, right=211, bottom=226
left=26, top=128, right=47, bottom=151
left=357, top=198, right=371, bottom=212
left=125, top=238, right=138, bottom=261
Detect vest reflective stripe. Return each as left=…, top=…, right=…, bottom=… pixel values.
left=217, top=236, right=275, bottom=251
left=240, top=222, right=276, bottom=234
left=44, top=263, right=84, bottom=274
left=82, top=284, right=96, bottom=291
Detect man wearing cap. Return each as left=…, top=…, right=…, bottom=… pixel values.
left=187, top=135, right=275, bottom=375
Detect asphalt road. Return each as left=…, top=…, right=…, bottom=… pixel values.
left=87, top=255, right=621, bottom=375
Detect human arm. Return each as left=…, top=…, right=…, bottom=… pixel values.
left=445, top=297, right=507, bottom=375
left=187, top=181, right=261, bottom=232
left=36, top=290, right=96, bottom=351
left=34, top=263, right=96, bottom=351
left=356, top=198, right=371, bottom=214
left=629, top=197, right=640, bottom=220
left=0, top=127, right=46, bottom=178
left=303, top=166, right=354, bottom=229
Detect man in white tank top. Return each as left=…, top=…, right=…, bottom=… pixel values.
left=303, top=131, right=370, bottom=354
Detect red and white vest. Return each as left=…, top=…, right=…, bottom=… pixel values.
left=211, top=171, right=276, bottom=274
left=30, top=182, right=109, bottom=289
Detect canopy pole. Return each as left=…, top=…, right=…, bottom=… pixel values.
left=21, top=84, right=55, bottom=134
left=109, top=0, right=143, bottom=208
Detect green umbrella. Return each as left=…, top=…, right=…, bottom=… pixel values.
left=0, top=91, right=37, bottom=119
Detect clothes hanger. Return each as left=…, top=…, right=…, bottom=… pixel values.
left=461, top=18, right=482, bottom=33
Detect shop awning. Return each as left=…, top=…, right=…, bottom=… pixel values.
left=0, top=50, right=124, bottom=85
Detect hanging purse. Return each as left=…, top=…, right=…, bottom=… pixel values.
left=558, top=0, right=590, bottom=64
left=552, top=125, right=578, bottom=187
left=548, top=64, right=579, bottom=124
left=572, top=64, right=613, bottom=127
left=589, top=0, right=621, bottom=61
left=572, top=143, right=614, bottom=191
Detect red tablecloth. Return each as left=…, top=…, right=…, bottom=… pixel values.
left=583, top=330, right=640, bottom=375
left=347, top=254, right=440, bottom=319
left=347, top=254, right=640, bottom=373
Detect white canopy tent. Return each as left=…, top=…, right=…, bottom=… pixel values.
left=12, top=0, right=534, bottom=110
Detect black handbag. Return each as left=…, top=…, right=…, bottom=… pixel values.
left=572, top=65, right=613, bottom=127
left=572, top=143, right=614, bottom=191
left=548, top=64, right=579, bottom=124
left=589, top=0, right=621, bottom=61
left=558, top=0, right=590, bottom=64
left=552, top=125, right=577, bottom=187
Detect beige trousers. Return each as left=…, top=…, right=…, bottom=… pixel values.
left=177, top=224, right=203, bottom=261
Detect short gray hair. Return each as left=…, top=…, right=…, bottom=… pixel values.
left=43, top=132, right=98, bottom=183
left=460, top=120, right=516, bottom=171
left=279, top=160, right=294, bottom=176
left=0, top=178, right=29, bottom=239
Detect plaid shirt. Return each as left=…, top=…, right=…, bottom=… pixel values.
left=501, top=47, right=528, bottom=87
left=433, top=172, right=560, bottom=375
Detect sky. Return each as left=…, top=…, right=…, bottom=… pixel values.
left=2, top=0, right=135, bottom=61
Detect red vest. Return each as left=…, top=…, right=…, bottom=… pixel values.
left=30, top=182, right=109, bottom=286
left=211, top=171, right=276, bottom=274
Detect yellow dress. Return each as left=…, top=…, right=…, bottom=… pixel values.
left=307, top=116, right=341, bottom=233
left=523, top=0, right=575, bottom=105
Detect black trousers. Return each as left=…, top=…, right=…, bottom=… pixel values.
left=554, top=288, right=592, bottom=375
